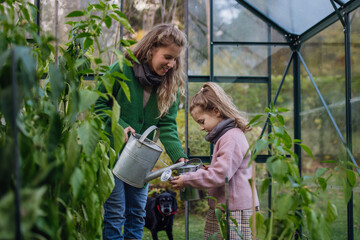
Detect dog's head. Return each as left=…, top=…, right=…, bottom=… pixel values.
left=156, top=190, right=178, bottom=216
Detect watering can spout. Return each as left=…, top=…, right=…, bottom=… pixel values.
left=144, top=161, right=186, bottom=183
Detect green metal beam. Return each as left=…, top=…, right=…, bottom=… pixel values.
left=188, top=75, right=268, bottom=83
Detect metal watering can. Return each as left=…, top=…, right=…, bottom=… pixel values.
left=177, top=158, right=205, bottom=201
left=112, top=125, right=185, bottom=188
left=161, top=158, right=205, bottom=201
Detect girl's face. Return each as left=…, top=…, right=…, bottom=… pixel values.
left=191, top=106, right=224, bottom=133
left=149, top=44, right=182, bottom=76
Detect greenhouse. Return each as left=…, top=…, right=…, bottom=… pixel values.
left=1, top=0, right=360, bottom=239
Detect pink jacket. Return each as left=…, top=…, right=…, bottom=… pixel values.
left=183, top=128, right=259, bottom=210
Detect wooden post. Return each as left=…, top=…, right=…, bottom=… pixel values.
left=251, top=161, right=256, bottom=240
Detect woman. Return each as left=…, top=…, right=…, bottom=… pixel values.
left=95, top=24, right=188, bottom=240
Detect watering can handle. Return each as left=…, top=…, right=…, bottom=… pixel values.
left=139, top=125, right=160, bottom=143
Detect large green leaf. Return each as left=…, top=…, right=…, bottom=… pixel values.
left=248, top=114, right=263, bottom=126
left=110, top=12, right=133, bottom=33
left=346, top=169, right=356, bottom=187
left=255, top=212, right=267, bottom=240
left=276, top=194, right=294, bottom=219
left=112, top=122, right=125, bottom=155
left=78, top=119, right=100, bottom=157
left=111, top=97, right=120, bottom=127
left=259, top=178, right=270, bottom=198
left=64, top=127, right=81, bottom=181
left=46, top=111, right=62, bottom=154
left=79, top=89, right=99, bottom=112
left=118, top=80, right=131, bottom=102
left=49, top=63, right=65, bottom=104
left=327, top=201, right=337, bottom=223
left=318, top=177, right=327, bottom=191
left=298, top=143, right=313, bottom=158
left=253, top=138, right=268, bottom=158
left=319, top=215, right=332, bottom=240
left=98, top=155, right=114, bottom=201
left=66, top=10, right=84, bottom=18
left=70, top=167, right=84, bottom=200
left=104, top=15, right=112, bottom=28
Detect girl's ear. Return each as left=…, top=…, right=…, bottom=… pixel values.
left=213, top=108, right=221, bottom=117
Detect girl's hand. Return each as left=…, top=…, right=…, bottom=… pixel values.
left=170, top=176, right=185, bottom=190
left=124, top=126, right=135, bottom=142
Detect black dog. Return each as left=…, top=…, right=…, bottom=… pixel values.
left=145, top=190, right=178, bottom=240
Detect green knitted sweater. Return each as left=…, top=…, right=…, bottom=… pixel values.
left=95, top=62, right=187, bottom=163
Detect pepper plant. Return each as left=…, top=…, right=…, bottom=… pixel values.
left=249, top=104, right=341, bottom=240
left=0, top=0, right=136, bottom=239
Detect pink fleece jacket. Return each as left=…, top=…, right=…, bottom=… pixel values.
left=183, top=128, right=259, bottom=210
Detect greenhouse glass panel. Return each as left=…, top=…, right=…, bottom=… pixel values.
left=271, top=27, right=287, bottom=42
left=214, top=45, right=268, bottom=76
left=188, top=0, right=209, bottom=75
left=242, top=0, right=341, bottom=35
left=213, top=0, right=269, bottom=42
left=299, top=18, right=351, bottom=238
left=41, top=0, right=121, bottom=66
left=300, top=20, right=347, bottom=167
left=270, top=45, right=294, bottom=138
left=270, top=46, right=292, bottom=77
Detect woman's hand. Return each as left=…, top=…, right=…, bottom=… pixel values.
left=124, top=126, right=135, bottom=142
left=170, top=175, right=185, bottom=190
left=176, top=157, right=189, bottom=163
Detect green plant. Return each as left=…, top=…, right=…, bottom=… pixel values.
left=0, top=0, right=135, bottom=239
left=249, top=104, right=339, bottom=240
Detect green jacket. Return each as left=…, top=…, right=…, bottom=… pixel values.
left=95, top=62, right=187, bottom=163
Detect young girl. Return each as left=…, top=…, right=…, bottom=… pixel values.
left=170, top=82, right=259, bottom=240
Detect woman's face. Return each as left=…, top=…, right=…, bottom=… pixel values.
left=149, top=44, right=182, bottom=76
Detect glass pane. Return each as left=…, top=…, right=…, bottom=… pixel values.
left=188, top=0, right=209, bottom=75
left=188, top=82, right=210, bottom=156
left=244, top=0, right=340, bottom=35
left=300, top=20, right=346, bottom=172
left=187, top=82, right=267, bottom=156
left=214, top=45, right=268, bottom=76
left=300, top=19, right=353, bottom=238
left=41, top=0, right=121, bottom=66
left=271, top=27, right=287, bottom=42
left=213, top=0, right=269, bottom=42
left=271, top=46, right=294, bottom=139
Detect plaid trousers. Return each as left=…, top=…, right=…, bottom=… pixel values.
left=203, top=207, right=258, bottom=240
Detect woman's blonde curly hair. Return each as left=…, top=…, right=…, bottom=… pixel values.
left=126, top=24, right=187, bottom=118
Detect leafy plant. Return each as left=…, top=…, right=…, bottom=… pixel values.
left=0, top=0, right=136, bottom=239
left=249, top=104, right=339, bottom=240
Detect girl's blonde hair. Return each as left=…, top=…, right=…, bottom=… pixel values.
left=190, top=82, right=251, bottom=133
left=126, top=24, right=187, bottom=117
